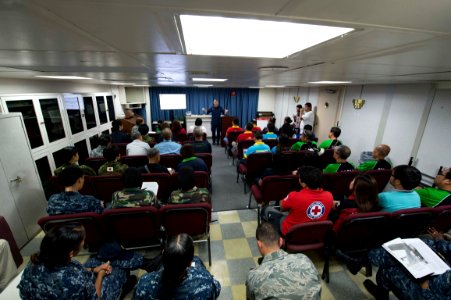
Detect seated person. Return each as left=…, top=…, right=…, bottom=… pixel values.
left=111, top=119, right=131, bottom=144
left=54, top=146, right=96, bottom=176
left=90, top=134, right=112, bottom=158
left=225, top=118, right=243, bottom=137
left=154, top=128, right=181, bottom=155
left=364, top=237, right=451, bottom=300
left=18, top=223, right=140, bottom=300
left=252, top=119, right=262, bottom=132
left=262, top=122, right=277, bottom=139
left=138, top=147, right=171, bottom=174
left=319, top=126, right=343, bottom=149
left=126, top=132, right=151, bottom=156
left=357, top=144, right=392, bottom=171
left=323, top=145, right=355, bottom=173
left=169, top=166, right=210, bottom=204
left=246, top=223, right=321, bottom=300
left=262, top=166, right=333, bottom=236
left=0, top=239, right=18, bottom=291
left=98, top=147, right=128, bottom=176
left=416, top=167, right=451, bottom=207
left=111, top=167, right=157, bottom=208
left=48, top=166, right=104, bottom=215
left=237, top=122, right=255, bottom=142
left=302, top=125, right=316, bottom=141
left=332, top=174, right=380, bottom=233
left=171, top=120, right=186, bottom=136
left=187, top=117, right=207, bottom=135
left=290, top=130, right=318, bottom=152
left=271, top=133, right=291, bottom=154
left=134, top=233, right=221, bottom=299
left=279, top=116, right=295, bottom=138
left=176, top=144, right=208, bottom=173
left=131, top=117, right=144, bottom=137
left=378, top=165, right=421, bottom=212
left=243, top=131, right=270, bottom=159
left=138, top=124, right=155, bottom=144
left=262, top=117, right=278, bottom=134
left=191, top=127, right=212, bottom=154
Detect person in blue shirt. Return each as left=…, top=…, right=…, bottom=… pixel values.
left=263, top=122, right=278, bottom=140
left=154, top=128, right=181, bottom=154
left=203, top=99, right=228, bottom=145
left=133, top=233, right=221, bottom=300
left=378, top=165, right=421, bottom=212
left=244, top=131, right=271, bottom=158
left=176, top=144, right=209, bottom=173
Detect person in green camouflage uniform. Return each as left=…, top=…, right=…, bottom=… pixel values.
left=169, top=166, right=210, bottom=204
left=246, top=223, right=321, bottom=300
left=54, top=146, right=96, bottom=176
left=111, top=167, right=157, bottom=208
left=98, top=147, right=128, bottom=176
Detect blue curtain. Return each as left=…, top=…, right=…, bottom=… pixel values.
left=149, top=87, right=259, bottom=127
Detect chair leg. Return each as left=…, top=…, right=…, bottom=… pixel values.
left=321, top=247, right=330, bottom=283
left=365, top=260, right=372, bottom=277
left=236, top=171, right=239, bottom=183
left=208, top=235, right=211, bottom=266
left=257, top=205, right=261, bottom=225
left=248, top=192, right=252, bottom=209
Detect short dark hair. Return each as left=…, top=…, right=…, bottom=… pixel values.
left=445, top=169, right=451, bottom=180
left=122, top=167, right=142, bottom=188
left=298, top=166, right=322, bottom=189
left=103, top=147, right=119, bottom=162
left=138, top=124, right=149, bottom=136
left=284, top=116, right=292, bottom=124
left=233, top=118, right=239, bottom=125
left=58, top=165, right=84, bottom=187
left=178, top=166, right=195, bottom=191
left=112, top=120, right=122, bottom=132
left=98, top=134, right=112, bottom=147
left=61, top=146, right=78, bottom=163
left=303, top=124, right=313, bottom=131
left=296, top=104, right=303, bottom=109
left=305, top=102, right=312, bottom=108
left=256, top=222, right=280, bottom=247
left=253, top=131, right=263, bottom=140
left=180, top=144, right=194, bottom=159
left=267, top=122, right=275, bottom=133
left=334, top=145, right=351, bottom=160
left=195, top=118, right=202, bottom=126
left=393, top=165, right=422, bottom=190
left=302, top=130, right=314, bottom=141
left=148, top=147, right=160, bottom=159
left=246, top=122, right=254, bottom=131
left=330, top=127, right=341, bottom=138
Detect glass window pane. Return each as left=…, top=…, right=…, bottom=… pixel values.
left=35, top=156, right=53, bottom=199
left=96, top=96, right=108, bottom=124
left=74, top=139, right=89, bottom=165
left=64, top=95, right=83, bottom=134
left=106, top=95, right=115, bottom=122
left=83, top=97, right=96, bottom=129
left=6, top=100, right=44, bottom=148
left=90, top=134, right=99, bottom=150
left=102, top=129, right=110, bottom=135
left=39, top=98, right=66, bottom=143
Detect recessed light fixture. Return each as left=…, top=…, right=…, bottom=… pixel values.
left=192, top=78, right=227, bottom=82
left=193, top=84, right=213, bottom=87
left=309, top=81, right=352, bottom=84
left=180, top=15, right=354, bottom=58
left=35, top=75, right=92, bottom=80
left=265, top=85, right=286, bottom=88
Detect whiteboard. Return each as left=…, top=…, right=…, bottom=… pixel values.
left=159, top=94, right=187, bottom=110
left=415, top=89, right=451, bottom=180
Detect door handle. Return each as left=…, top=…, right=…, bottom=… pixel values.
left=10, top=176, right=23, bottom=183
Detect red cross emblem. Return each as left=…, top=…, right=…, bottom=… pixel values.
left=307, top=201, right=325, bottom=220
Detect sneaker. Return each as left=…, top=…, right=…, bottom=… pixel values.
left=119, top=275, right=137, bottom=299
left=363, top=279, right=389, bottom=300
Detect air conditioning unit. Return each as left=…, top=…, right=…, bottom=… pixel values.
left=123, top=102, right=145, bottom=109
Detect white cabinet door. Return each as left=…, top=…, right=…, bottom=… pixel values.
left=0, top=113, right=47, bottom=246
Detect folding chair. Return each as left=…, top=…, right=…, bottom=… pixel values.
left=90, top=175, right=123, bottom=203
left=120, top=155, right=147, bottom=167
left=160, top=154, right=183, bottom=170
left=237, top=152, right=273, bottom=193
left=85, top=157, right=107, bottom=173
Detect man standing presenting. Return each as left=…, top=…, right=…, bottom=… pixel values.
left=246, top=223, right=321, bottom=300
left=203, top=99, right=227, bottom=145
left=293, top=104, right=303, bottom=136
left=300, top=102, right=314, bottom=131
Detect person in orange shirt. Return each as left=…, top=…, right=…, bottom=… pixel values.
left=225, top=118, right=243, bottom=137
left=237, top=123, right=255, bottom=142
left=252, top=120, right=262, bottom=132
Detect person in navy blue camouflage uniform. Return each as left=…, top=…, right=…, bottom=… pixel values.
left=47, top=166, right=104, bottom=215
left=364, top=238, right=451, bottom=299
left=133, top=233, right=220, bottom=300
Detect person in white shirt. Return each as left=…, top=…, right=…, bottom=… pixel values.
left=300, top=102, right=314, bottom=132
left=187, top=118, right=207, bottom=136
left=126, top=132, right=151, bottom=156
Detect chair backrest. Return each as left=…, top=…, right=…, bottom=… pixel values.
left=365, top=169, right=392, bottom=192
left=277, top=151, right=300, bottom=171
left=284, top=220, right=333, bottom=252
left=101, top=207, right=160, bottom=249
left=263, top=139, right=278, bottom=149
left=0, top=216, right=23, bottom=267
left=429, top=205, right=451, bottom=232
left=297, top=150, right=320, bottom=168
left=120, top=155, right=148, bottom=167
left=318, top=149, right=335, bottom=169
left=195, top=153, right=212, bottom=172
left=187, top=133, right=207, bottom=141
left=160, top=154, right=183, bottom=170
left=112, top=143, right=128, bottom=156
left=335, top=212, right=392, bottom=253
left=174, top=133, right=188, bottom=143
left=322, top=171, right=359, bottom=199
left=37, top=212, right=105, bottom=251
left=50, top=175, right=96, bottom=197
left=259, top=175, right=299, bottom=205
left=246, top=152, right=273, bottom=176
left=390, top=207, right=436, bottom=238
left=90, top=175, right=123, bottom=203
left=160, top=202, right=212, bottom=237
left=227, top=131, right=244, bottom=143
left=142, top=173, right=173, bottom=202
left=194, top=171, right=210, bottom=188
left=85, top=157, right=107, bottom=173
left=237, top=140, right=255, bottom=159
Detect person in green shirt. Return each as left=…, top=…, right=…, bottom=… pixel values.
left=98, top=147, right=128, bottom=176
left=416, top=167, right=451, bottom=207
left=290, top=130, right=318, bottom=152
left=357, top=144, right=392, bottom=171
left=319, top=127, right=343, bottom=149
left=323, top=145, right=355, bottom=173
left=169, top=166, right=210, bottom=204
left=54, top=146, right=96, bottom=176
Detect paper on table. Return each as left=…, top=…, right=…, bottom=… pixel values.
left=142, top=182, right=159, bottom=195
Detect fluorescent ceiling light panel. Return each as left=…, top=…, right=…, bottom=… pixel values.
left=180, top=15, right=354, bottom=58
left=193, top=84, right=213, bottom=87
left=192, top=78, right=227, bottom=82
left=35, top=75, right=92, bottom=80
left=309, top=81, right=352, bottom=84
left=265, top=85, right=285, bottom=88
left=110, top=82, right=135, bottom=85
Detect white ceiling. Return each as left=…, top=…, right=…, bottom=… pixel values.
left=1, top=0, right=451, bottom=87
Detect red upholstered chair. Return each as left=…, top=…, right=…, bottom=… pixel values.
left=225, top=130, right=243, bottom=157
left=321, top=171, right=359, bottom=200
left=390, top=207, right=436, bottom=238
left=50, top=175, right=96, bottom=197
left=38, top=212, right=105, bottom=251
left=318, top=149, right=335, bottom=169
left=193, top=171, right=210, bottom=189
left=429, top=205, right=451, bottom=232
left=365, top=169, right=392, bottom=192
left=249, top=175, right=299, bottom=223
left=237, top=152, right=273, bottom=193
left=237, top=140, right=255, bottom=160
left=101, top=206, right=161, bottom=249
left=284, top=221, right=333, bottom=283
left=120, top=155, right=147, bottom=167
left=85, top=157, right=107, bottom=174
left=262, top=139, right=278, bottom=149
left=195, top=153, right=213, bottom=173
left=142, top=173, right=173, bottom=203
left=90, top=175, right=123, bottom=203
left=159, top=202, right=212, bottom=265
left=0, top=216, right=23, bottom=267
left=160, top=154, right=183, bottom=170
left=174, top=133, right=188, bottom=144
left=112, top=143, right=128, bottom=156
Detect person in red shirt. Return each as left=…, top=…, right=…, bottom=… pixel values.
left=237, top=123, right=254, bottom=142
left=262, top=166, right=333, bottom=236
left=225, top=118, right=243, bottom=137
left=251, top=120, right=262, bottom=132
